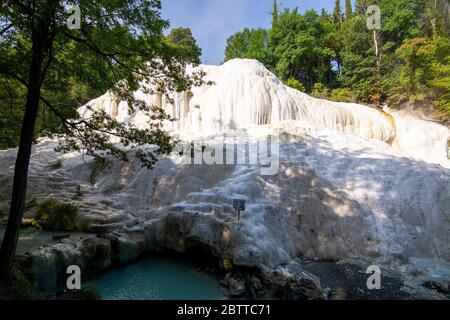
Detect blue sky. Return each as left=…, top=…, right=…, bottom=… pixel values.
left=161, top=0, right=339, bottom=65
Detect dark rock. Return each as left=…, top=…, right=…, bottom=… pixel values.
left=52, top=233, right=71, bottom=241
left=245, top=275, right=258, bottom=300
left=109, top=231, right=146, bottom=265
left=80, top=237, right=111, bottom=274
left=221, top=273, right=246, bottom=297
left=422, top=280, right=450, bottom=295
left=270, top=262, right=323, bottom=300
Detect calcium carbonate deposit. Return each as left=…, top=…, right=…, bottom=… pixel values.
left=1, top=59, right=450, bottom=283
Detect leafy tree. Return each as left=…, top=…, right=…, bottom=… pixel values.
left=380, top=0, right=424, bottom=48
left=422, top=0, right=450, bottom=39
left=394, top=36, right=450, bottom=117
left=272, top=0, right=279, bottom=26
left=339, top=15, right=377, bottom=102
left=224, top=28, right=270, bottom=65
left=395, top=37, right=429, bottom=93
left=167, top=27, right=202, bottom=64
left=0, top=0, right=202, bottom=279
left=270, top=9, right=337, bottom=91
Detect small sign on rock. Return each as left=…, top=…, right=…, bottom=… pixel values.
left=233, top=199, right=246, bottom=222
left=233, top=199, right=245, bottom=211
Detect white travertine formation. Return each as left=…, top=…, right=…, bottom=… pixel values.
left=1, top=59, right=449, bottom=279
left=79, top=59, right=449, bottom=168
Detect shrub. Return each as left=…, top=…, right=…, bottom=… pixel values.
left=330, top=88, right=356, bottom=103
left=34, top=199, right=78, bottom=231
left=285, top=78, right=306, bottom=92
left=311, top=83, right=329, bottom=99
left=47, top=159, right=63, bottom=170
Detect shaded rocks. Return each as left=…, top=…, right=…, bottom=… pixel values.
left=19, top=236, right=112, bottom=293
left=18, top=229, right=146, bottom=293
left=52, top=233, right=71, bottom=241
left=421, top=280, right=450, bottom=296
left=270, top=262, right=323, bottom=300
left=218, top=263, right=323, bottom=300
left=101, top=231, right=146, bottom=265
left=220, top=273, right=246, bottom=297
left=80, top=237, right=111, bottom=273
left=219, top=273, right=264, bottom=299
left=19, top=241, right=84, bottom=293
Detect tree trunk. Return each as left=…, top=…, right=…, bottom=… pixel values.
left=372, top=29, right=382, bottom=106
left=0, top=23, right=50, bottom=280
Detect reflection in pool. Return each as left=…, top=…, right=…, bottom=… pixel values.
left=90, top=256, right=227, bottom=300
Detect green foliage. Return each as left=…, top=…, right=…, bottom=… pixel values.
left=224, top=28, right=271, bottom=65
left=312, top=83, right=330, bottom=99
left=34, top=199, right=78, bottom=231
left=167, top=27, right=202, bottom=64
left=345, top=0, right=353, bottom=19
left=47, top=159, right=63, bottom=170
left=338, top=15, right=377, bottom=102
left=394, top=36, right=450, bottom=117
left=270, top=9, right=338, bottom=91
left=285, top=78, right=305, bottom=91
left=330, top=88, right=356, bottom=103
left=333, top=0, right=342, bottom=25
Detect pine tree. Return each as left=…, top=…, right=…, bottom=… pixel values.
left=345, top=0, right=353, bottom=18
left=334, top=0, right=342, bottom=24
left=272, top=0, right=279, bottom=27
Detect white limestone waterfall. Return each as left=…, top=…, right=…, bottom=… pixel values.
left=78, top=59, right=449, bottom=168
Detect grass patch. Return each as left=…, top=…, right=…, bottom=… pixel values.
left=34, top=199, right=78, bottom=231
left=47, top=159, right=63, bottom=170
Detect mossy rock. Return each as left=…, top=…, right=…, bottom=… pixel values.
left=34, top=199, right=78, bottom=231
left=4, top=265, right=44, bottom=300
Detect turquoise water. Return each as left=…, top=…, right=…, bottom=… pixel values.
left=90, top=256, right=227, bottom=300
